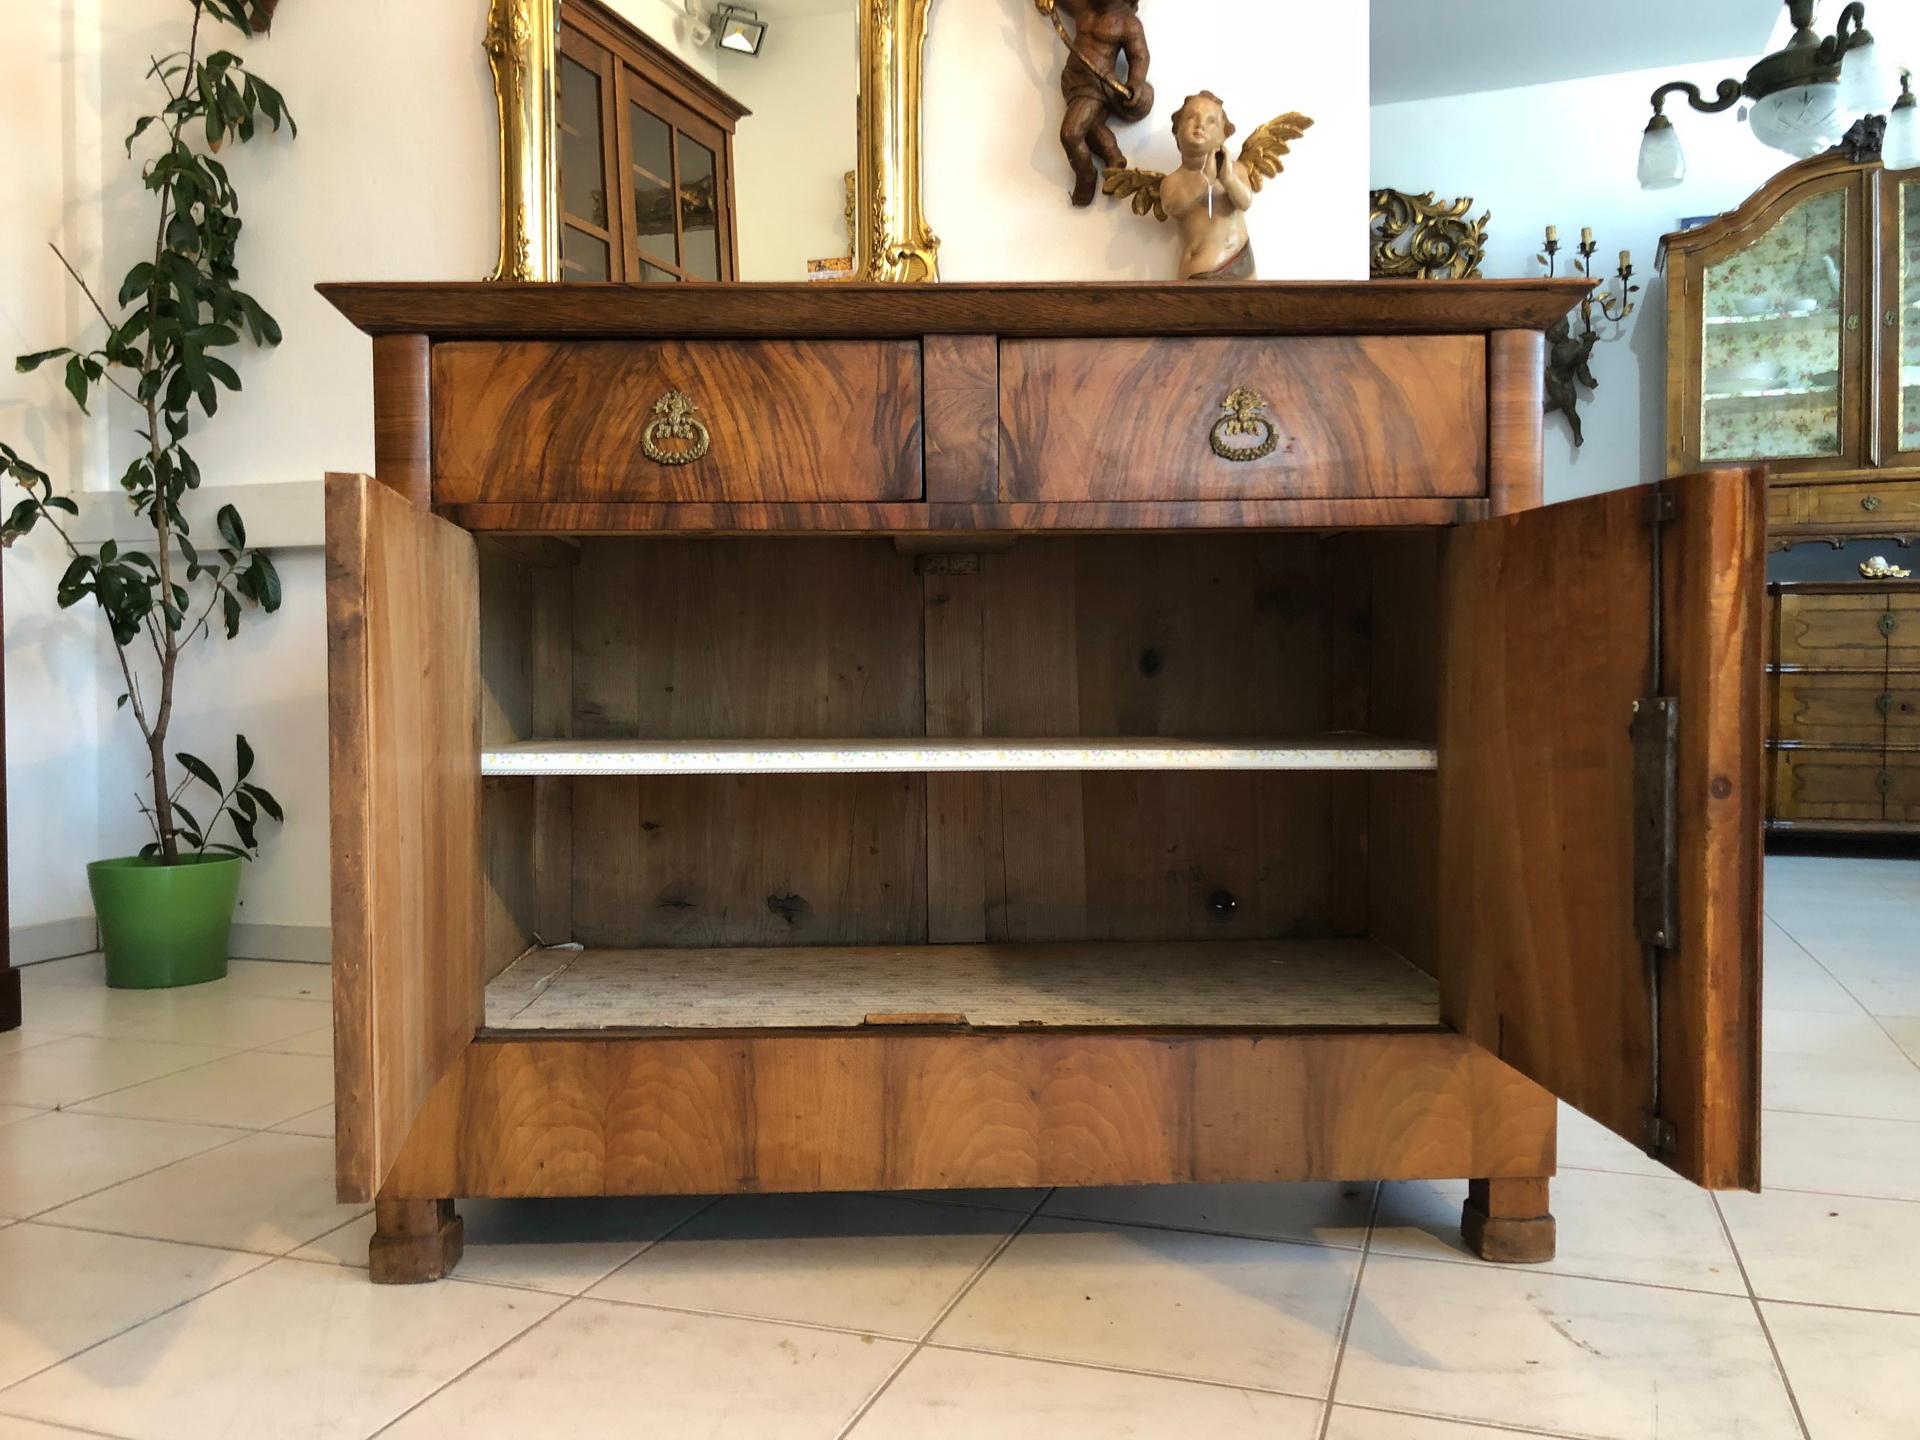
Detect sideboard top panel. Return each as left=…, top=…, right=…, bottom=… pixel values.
left=319, top=279, right=1593, bottom=341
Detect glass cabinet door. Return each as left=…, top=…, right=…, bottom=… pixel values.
left=1696, top=178, right=1863, bottom=470
left=1884, top=172, right=1920, bottom=465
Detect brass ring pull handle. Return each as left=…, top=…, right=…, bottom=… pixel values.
left=1210, top=386, right=1281, bottom=463
left=641, top=390, right=712, bottom=466
left=1861, top=494, right=1883, bottom=512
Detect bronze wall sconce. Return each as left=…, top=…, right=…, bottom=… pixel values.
left=1539, top=226, right=1638, bottom=447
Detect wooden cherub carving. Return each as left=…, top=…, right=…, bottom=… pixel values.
left=1543, top=316, right=1601, bottom=447
left=1035, top=0, right=1154, bottom=207
left=1104, top=93, right=1313, bottom=280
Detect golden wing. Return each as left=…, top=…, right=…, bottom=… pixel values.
left=1237, top=112, right=1315, bottom=193
left=1102, top=167, right=1168, bottom=222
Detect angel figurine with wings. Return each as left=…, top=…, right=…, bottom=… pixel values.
left=1104, top=94, right=1313, bottom=280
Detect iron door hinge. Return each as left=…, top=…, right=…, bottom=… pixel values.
left=1643, top=1111, right=1678, bottom=1157
left=1631, top=695, right=1679, bottom=950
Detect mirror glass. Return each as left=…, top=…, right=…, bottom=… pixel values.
left=556, top=0, right=858, bottom=284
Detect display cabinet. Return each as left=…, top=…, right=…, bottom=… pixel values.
left=1665, top=150, right=1920, bottom=546
left=323, top=280, right=1764, bottom=1285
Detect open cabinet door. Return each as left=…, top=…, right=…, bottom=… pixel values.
left=1439, top=469, right=1765, bottom=1189
left=327, top=474, right=482, bottom=1203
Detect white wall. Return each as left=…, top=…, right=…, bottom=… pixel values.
left=725, top=9, right=858, bottom=281
left=3, top=0, right=107, bottom=955
left=1373, top=15, right=1920, bottom=503
left=926, top=0, right=1368, bottom=280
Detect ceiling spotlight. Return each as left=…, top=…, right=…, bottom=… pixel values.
left=713, top=5, right=767, bottom=56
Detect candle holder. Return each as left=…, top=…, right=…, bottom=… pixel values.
left=1538, top=224, right=1641, bottom=446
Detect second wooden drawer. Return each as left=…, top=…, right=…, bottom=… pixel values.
left=432, top=340, right=924, bottom=505
left=998, top=337, right=1487, bottom=503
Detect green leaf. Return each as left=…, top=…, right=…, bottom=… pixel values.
left=175, top=752, right=222, bottom=792
left=236, top=733, right=254, bottom=780
left=222, top=587, right=242, bottom=638
left=216, top=504, right=245, bottom=549
left=118, top=263, right=155, bottom=306
left=63, top=356, right=92, bottom=413
left=241, top=782, right=283, bottom=822
left=16, top=348, right=72, bottom=374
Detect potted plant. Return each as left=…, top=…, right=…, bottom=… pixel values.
left=1, top=0, right=294, bottom=988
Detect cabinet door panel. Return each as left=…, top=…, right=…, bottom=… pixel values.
left=1439, top=470, right=1765, bottom=1188
left=327, top=474, right=483, bottom=1203
left=1880, top=170, right=1920, bottom=468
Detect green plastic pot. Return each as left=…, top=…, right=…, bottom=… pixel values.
left=87, top=855, right=242, bottom=989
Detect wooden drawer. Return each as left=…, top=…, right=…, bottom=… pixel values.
left=1892, top=594, right=1920, bottom=671
left=431, top=340, right=923, bottom=505
left=1770, top=747, right=1890, bottom=823
left=1775, top=591, right=1895, bottom=668
left=998, top=337, right=1486, bottom=503
left=1889, top=750, right=1920, bottom=823
left=1798, top=482, right=1920, bottom=529
left=1772, top=671, right=1899, bottom=747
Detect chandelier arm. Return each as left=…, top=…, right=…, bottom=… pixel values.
left=1649, top=79, right=1744, bottom=117
left=1824, top=2, right=1871, bottom=63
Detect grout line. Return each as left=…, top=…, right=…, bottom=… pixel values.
left=14, top=1123, right=257, bottom=1225
left=913, top=1338, right=1328, bottom=1406
left=1322, top=1399, right=1597, bottom=1439
left=367, top=1193, right=725, bottom=1439
left=1313, top=1180, right=1380, bottom=1440
left=1711, top=1193, right=1813, bottom=1440
left=1766, top=916, right=1917, bottom=1069
left=23, top=1208, right=370, bottom=1264
left=0, top=1404, right=139, bottom=1439
left=835, top=1186, right=1051, bottom=1439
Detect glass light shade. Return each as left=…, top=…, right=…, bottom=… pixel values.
left=1748, top=83, right=1848, bottom=157
left=1839, top=38, right=1896, bottom=116
left=1888, top=102, right=1920, bottom=171
left=1638, top=119, right=1686, bottom=190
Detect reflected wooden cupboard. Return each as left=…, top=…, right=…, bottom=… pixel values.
left=322, top=279, right=1765, bottom=1284
left=1665, top=150, right=1920, bottom=836
left=556, top=0, right=745, bottom=283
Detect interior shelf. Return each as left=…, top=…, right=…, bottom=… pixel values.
left=480, top=736, right=1439, bottom=777
left=483, top=939, right=1444, bottom=1033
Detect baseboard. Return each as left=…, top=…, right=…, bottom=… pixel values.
left=7, top=918, right=330, bottom=968
left=230, top=922, right=331, bottom=965
left=8, top=917, right=100, bottom=966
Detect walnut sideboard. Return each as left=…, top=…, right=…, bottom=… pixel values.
left=319, top=280, right=1765, bottom=1283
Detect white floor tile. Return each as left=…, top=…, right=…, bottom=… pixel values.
left=1373, top=1170, right=1742, bottom=1294
left=1041, top=1180, right=1374, bottom=1247
left=0, top=1105, right=46, bottom=1128
left=39, top=1131, right=364, bottom=1255
left=70, top=1048, right=332, bottom=1129
left=0, top=1112, right=236, bottom=1219
left=1762, top=923, right=1863, bottom=1016
left=0, top=1029, right=64, bottom=1057
left=0, top=1258, right=561, bottom=1440
left=268, top=1103, right=332, bottom=1137
left=1553, top=1103, right=1677, bottom=1179
left=378, top=1296, right=906, bottom=1440
left=1882, top=1015, right=1920, bottom=1064
left=876, top=1188, right=1046, bottom=1213
left=253, top=1025, right=331, bottom=1057
left=1764, top=1008, right=1908, bottom=1060
left=0, top=1036, right=233, bottom=1111
left=0, top=1222, right=264, bottom=1389
left=285, top=1211, right=374, bottom=1268
left=1762, top=1301, right=1920, bottom=1440
left=216, top=960, right=330, bottom=1002
left=592, top=1191, right=1018, bottom=1337
left=1763, top=1048, right=1920, bottom=1122
left=1337, top=1255, right=1801, bottom=1440
left=935, top=1216, right=1357, bottom=1396
left=856, top=1346, right=1323, bottom=1438
left=1761, top=1110, right=1920, bottom=1201
left=0, top=1415, right=120, bottom=1439
left=1719, top=1188, right=1920, bottom=1313
left=16, top=985, right=328, bottom=1049
left=1324, top=1409, right=1566, bottom=1439
left=15, top=955, right=105, bottom=987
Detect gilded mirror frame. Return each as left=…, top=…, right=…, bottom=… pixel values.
left=486, top=0, right=938, bottom=283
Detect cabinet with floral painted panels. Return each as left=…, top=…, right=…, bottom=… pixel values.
left=1878, top=169, right=1920, bottom=469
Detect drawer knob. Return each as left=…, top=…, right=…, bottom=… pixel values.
left=1861, top=494, right=1883, bottom=512
left=1879, top=770, right=1895, bottom=798
left=1210, top=387, right=1281, bottom=463
left=1883, top=612, right=1900, bottom=637
left=1879, top=692, right=1896, bottom=716
left=641, top=390, right=712, bottom=467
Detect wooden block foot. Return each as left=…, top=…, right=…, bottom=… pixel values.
left=1461, top=1177, right=1555, bottom=1264
left=369, top=1197, right=464, bottom=1284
